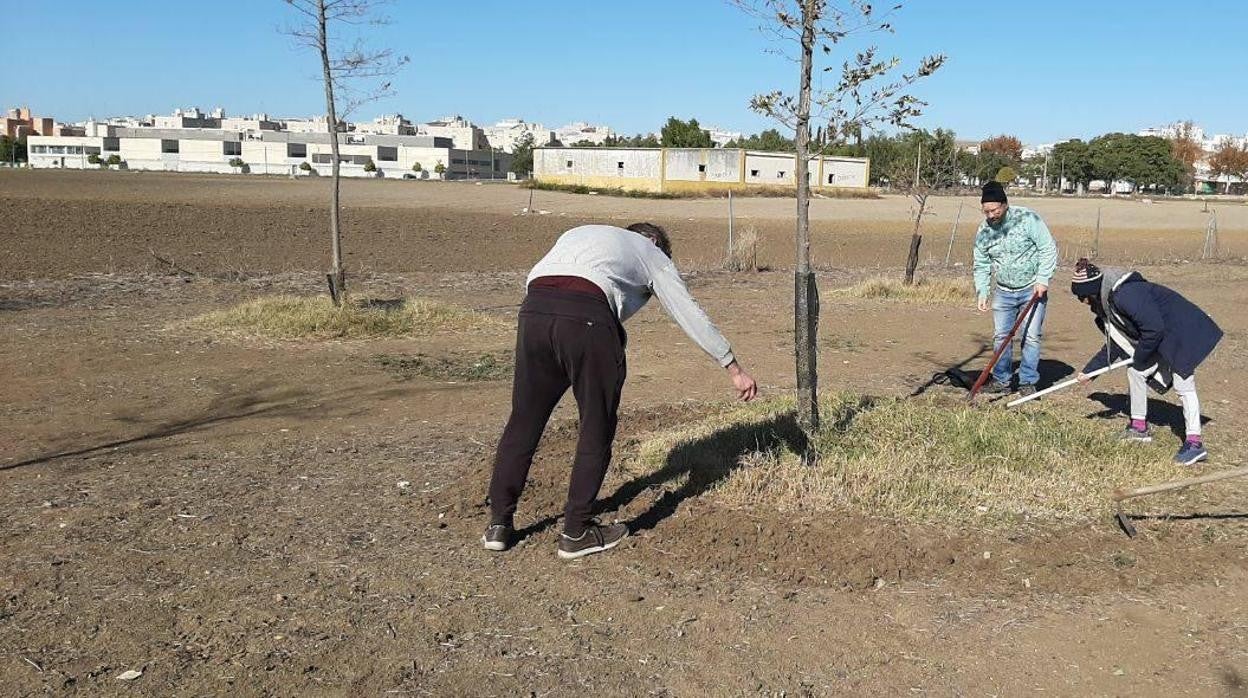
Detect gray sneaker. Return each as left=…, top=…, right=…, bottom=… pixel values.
left=981, top=380, right=1012, bottom=395
left=1017, top=384, right=1037, bottom=397
left=481, top=523, right=513, bottom=552
left=557, top=521, right=629, bottom=560
left=1118, top=425, right=1153, bottom=443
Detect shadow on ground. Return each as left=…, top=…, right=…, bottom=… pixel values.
left=2, top=381, right=409, bottom=471
left=601, top=410, right=810, bottom=534
left=1085, top=391, right=1213, bottom=440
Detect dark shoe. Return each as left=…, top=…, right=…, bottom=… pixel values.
left=557, top=521, right=629, bottom=560
left=481, top=523, right=513, bottom=552
left=1017, top=384, right=1037, bottom=397
left=1174, top=441, right=1208, bottom=466
left=1118, top=425, right=1153, bottom=443
left=982, top=380, right=1012, bottom=395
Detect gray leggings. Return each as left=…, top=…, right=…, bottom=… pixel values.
left=1128, top=367, right=1201, bottom=436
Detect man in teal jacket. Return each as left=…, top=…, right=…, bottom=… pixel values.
left=972, top=181, right=1058, bottom=395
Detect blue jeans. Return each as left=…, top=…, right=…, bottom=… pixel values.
left=992, top=286, right=1047, bottom=386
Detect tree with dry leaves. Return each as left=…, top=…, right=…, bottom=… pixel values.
left=1208, top=139, right=1248, bottom=194
left=979, top=134, right=1023, bottom=162
left=734, top=0, right=944, bottom=431
left=282, top=0, right=408, bottom=303
left=1168, top=121, right=1203, bottom=193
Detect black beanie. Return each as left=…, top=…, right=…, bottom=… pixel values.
left=1070, top=258, right=1103, bottom=298
left=981, top=181, right=1008, bottom=204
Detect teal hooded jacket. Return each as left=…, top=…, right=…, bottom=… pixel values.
left=972, top=205, right=1057, bottom=300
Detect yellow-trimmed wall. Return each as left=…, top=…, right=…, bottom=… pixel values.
left=534, top=147, right=870, bottom=193
left=538, top=174, right=666, bottom=192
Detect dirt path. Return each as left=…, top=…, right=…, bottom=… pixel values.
left=3, top=170, right=1245, bottom=280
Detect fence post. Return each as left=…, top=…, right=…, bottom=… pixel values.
left=944, top=201, right=963, bottom=265
left=1094, top=206, right=1102, bottom=258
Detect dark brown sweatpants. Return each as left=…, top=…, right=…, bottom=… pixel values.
left=487, top=287, right=626, bottom=537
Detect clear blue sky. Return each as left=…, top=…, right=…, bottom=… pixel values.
left=5, top=1, right=1246, bottom=144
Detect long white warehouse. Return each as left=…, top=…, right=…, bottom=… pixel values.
left=534, top=147, right=870, bottom=193
left=27, top=123, right=510, bottom=179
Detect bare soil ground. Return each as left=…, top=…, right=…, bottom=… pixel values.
left=2, top=170, right=1247, bottom=696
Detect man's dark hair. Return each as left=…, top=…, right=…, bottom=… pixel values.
left=626, top=222, right=672, bottom=258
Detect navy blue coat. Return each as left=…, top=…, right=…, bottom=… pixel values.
left=1084, top=272, right=1222, bottom=378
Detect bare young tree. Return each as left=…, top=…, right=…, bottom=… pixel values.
left=283, top=0, right=408, bottom=303
left=734, top=0, right=944, bottom=431
left=895, top=135, right=960, bottom=285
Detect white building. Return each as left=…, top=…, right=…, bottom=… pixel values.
left=483, top=118, right=554, bottom=153
left=1137, top=121, right=1248, bottom=152
left=1022, top=143, right=1056, bottom=159
left=356, top=114, right=416, bottom=136
left=555, top=121, right=615, bottom=146
left=282, top=115, right=346, bottom=134
left=535, top=146, right=869, bottom=193
left=706, top=126, right=743, bottom=148
left=148, top=107, right=221, bottom=130
left=219, top=113, right=282, bottom=133
left=1138, top=122, right=1205, bottom=142
left=27, top=124, right=510, bottom=179
left=418, top=115, right=489, bottom=150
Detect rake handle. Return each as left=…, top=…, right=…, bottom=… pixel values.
left=968, top=293, right=1041, bottom=400
left=1112, top=465, right=1248, bottom=502
left=1006, top=358, right=1132, bottom=407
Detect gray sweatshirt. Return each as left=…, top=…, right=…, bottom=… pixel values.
left=527, top=225, right=735, bottom=367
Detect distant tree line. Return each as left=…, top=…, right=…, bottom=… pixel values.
left=525, top=115, right=1235, bottom=194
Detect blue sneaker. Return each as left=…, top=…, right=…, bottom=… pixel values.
left=1174, top=441, right=1208, bottom=466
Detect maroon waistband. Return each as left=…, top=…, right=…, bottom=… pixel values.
left=528, top=275, right=606, bottom=300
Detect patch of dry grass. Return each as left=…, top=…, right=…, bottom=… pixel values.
left=190, top=295, right=503, bottom=340
left=624, top=393, right=1183, bottom=527
left=726, top=226, right=762, bottom=272
left=373, top=351, right=513, bottom=382
left=837, top=276, right=975, bottom=304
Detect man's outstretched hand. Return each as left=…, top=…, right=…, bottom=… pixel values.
left=726, top=361, right=758, bottom=402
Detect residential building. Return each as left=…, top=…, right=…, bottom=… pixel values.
left=483, top=118, right=554, bottom=153
left=219, top=113, right=282, bottom=133
left=706, top=126, right=743, bottom=148
left=356, top=114, right=416, bottom=136
left=1021, top=143, right=1055, bottom=159
left=1137, top=122, right=1205, bottom=142
left=3, top=106, right=58, bottom=139
left=1137, top=121, right=1248, bottom=152
left=150, top=107, right=221, bottom=130
left=282, top=115, right=347, bottom=133
left=955, top=140, right=980, bottom=155
left=534, top=146, right=869, bottom=193
left=554, top=121, right=614, bottom=146
left=418, top=115, right=489, bottom=150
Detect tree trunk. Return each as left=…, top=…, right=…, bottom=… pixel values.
left=793, top=1, right=819, bottom=432
left=318, top=0, right=345, bottom=304
left=904, top=195, right=926, bottom=284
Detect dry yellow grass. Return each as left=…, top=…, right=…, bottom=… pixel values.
left=726, top=226, right=761, bottom=271
left=836, top=276, right=976, bottom=304
left=623, top=393, right=1184, bottom=527
left=190, top=295, right=503, bottom=340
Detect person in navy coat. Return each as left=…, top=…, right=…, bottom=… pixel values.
left=1071, top=258, right=1222, bottom=465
